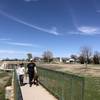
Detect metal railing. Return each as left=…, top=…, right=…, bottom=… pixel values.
left=37, top=67, right=84, bottom=100
left=13, top=68, right=23, bottom=100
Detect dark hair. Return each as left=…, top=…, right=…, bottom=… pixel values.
left=20, top=63, right=24, bottom=66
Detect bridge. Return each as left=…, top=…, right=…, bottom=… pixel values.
left=21, top=77, right=57, bottom=100
left=13, top=67, right=84, bottom=100
left=0, top=62, right=84, bottom=100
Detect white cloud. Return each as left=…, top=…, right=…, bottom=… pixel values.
left=0, top=50, right=37, bottom=54
left=77, top=26, right=100, bottom=35
left=0, top=10, right=60, bottom=36
left=96, top=10, right=100, bottom=13
left=0, top=49, right=41, bottom=59
left=0, top=50, right=28, bottom=59
left=5, top=41, right=40, bottom=47
left=0, top=50, right=24, bottom=54
left=24, top=0, right=39, bottom=2
left=0, top=38, right=11, bottom=41
left=68, top=26, right=100, bottom=35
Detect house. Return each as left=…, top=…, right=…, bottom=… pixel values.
left=66, top=58, right=75, bottom=64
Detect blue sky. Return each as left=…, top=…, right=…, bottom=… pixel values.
left=0, top=0, right=100, bottom=59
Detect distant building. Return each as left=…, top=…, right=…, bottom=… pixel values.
left=66, top=58, right=75, bottom=63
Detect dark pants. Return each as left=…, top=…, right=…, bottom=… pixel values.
left=19, top=75, right=24, bottom=85
left=28, top=73, right=34, bottom=86
left=33, top=74, right=39, bottom=85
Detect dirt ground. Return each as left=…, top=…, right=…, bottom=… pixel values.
left=37, top=63, right=100, bottom=77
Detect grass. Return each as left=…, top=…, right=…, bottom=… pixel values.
left=84, top=77, right=100, bottom=100
left=0, top=71, right=9, bottom=78
left=64, top=71, right=100, bottom=100
left=0, top=70, right=12, bottom=100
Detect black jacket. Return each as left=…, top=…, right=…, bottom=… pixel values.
left=27, top=62, right=36, bottom=74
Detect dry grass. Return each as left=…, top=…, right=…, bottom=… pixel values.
left=37, top=63, right=100, bottom=77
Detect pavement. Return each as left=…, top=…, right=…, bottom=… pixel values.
left=21, top=77, right=58, bottom=100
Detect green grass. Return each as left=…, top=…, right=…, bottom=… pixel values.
left=84, top=77, right=100, bottom=100
left=65, top=70, right=100, bottom=100
left=64, top=71, right=100, bottom=100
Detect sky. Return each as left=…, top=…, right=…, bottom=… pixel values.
left=0, top=0, right=100, bottom=59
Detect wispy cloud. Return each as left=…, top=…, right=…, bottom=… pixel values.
left=0, top=10, right=60, bottom=36
left=96, top=10, right=100, bottom=13
left=0, top=50, right=30, bottom=59
left=5, top=41, right=40, bottom=47
left=0, top=38, right=11, bottom=41
left=24, top=0, right=39, bottom=2
left=0, top=49, right=37, bottom=54
left=0, top=49, right=41, bottom=59
left=69, top=26, right=100, bottom=35
left=0, top=50, right=24, bottom=54
left=77, top=26, right=99, bottom=35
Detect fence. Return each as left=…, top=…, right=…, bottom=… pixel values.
left=13, top=68, right=23, bottom=100
left=37, top=67, right=84, bottom=100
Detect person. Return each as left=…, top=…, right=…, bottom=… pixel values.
left=27, top=59, right=37, bottom=87
left=17, top=63, right=25, bottom=86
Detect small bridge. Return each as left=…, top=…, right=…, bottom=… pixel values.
left=0, top=62, right=84, bottom=100
left=13, top=67, right=84, bottom=100
left=21, top=77, right=57, bottom=100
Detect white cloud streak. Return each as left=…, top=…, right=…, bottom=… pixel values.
left=77, top=26, right=100, bottom=35
left=0, top=50, right=37, bottom=54
left=5, top=41, right=40, bottom=47
left=0, top=10, right=60, bottom=35
left=69, top=26, right=100, bottom=35
left=0, top=38, right=11, bottom=41
left=96, top=10, right=100, bottom=13
left=0, top=50, right=23, bottom=54
left=24, top=0, right=39, bottom=2
left=0, top=49, right=41, bottom=59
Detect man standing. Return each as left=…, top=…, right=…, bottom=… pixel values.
left=27, top=59, right=37, bottom=87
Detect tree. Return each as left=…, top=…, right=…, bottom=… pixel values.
left=70, top=54, right=78, bottom=61
left=42, top=50, right=53, bottom=63
left=61, top=57, right=68, bottom=63
left=79, top=46, right=92, bottom=68
left=93, top=51, right=100, bottom=64
left=78, top=55, right=85, bottom=64
left=27, top=53, right=33, bottom=61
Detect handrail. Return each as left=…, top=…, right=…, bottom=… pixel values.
left=37, top=66, right=84, bottom=100
left=13, top=68, right=23, bottom=100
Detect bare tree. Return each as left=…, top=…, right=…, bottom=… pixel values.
left=79, top=46, right=92, bottom=67
left=27, top=53, right=33, bottom=61
left=42, top=50, right=53, bottom=63
left=93, top=51, right=100, bottom=64
left=70, top=54, right=78, bottom=62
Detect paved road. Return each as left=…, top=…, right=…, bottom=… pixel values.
left=21, top=78, right=58, bottom=100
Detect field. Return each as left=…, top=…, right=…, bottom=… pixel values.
left=37, top=63, right=100, bottom=100
left=37, top=63, right=100, bottom=77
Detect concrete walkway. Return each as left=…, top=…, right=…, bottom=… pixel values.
left=21, top=78, right=58, bottom=100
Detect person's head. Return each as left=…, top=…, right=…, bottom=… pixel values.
left=30, top=58, right=34, bottom=63
left=20, top=63, right=24, bottom=67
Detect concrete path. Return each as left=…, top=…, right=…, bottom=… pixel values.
left=21, top=78, right=58, bottom=100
